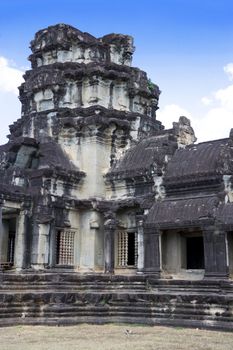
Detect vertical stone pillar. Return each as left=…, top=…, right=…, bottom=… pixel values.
left=137, top=217, right=144, bottom=274
left=14, top=210, right=27, bottom=270
left=48, top=221, right=56, bottom=268
left=203, top=226, right=229, bottom=279
left=104, top=214, right=116, bottom=274
left=31, top=222, right=51, bottom=270
left=0, top=204, right=2, bottom=268
left=143, top=225, right=161, bottom=277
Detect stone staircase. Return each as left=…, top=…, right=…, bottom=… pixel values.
left=0, top=272, right=232, bottom=330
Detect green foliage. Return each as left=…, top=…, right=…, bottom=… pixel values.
left=147, top=78, right=155, bottom=92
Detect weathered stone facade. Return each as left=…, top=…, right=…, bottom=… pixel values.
left=0, top=24, right=233, bottom=330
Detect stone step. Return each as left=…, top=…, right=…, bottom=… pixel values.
left=0, top=282, right=227, bottom=295
left=0, top=301, right=232, bottom=325
left=0, top=273, right=232, bottom=330
left=0, top=315, right=232, bottom=331
left=1, top=273, right=232, bottom=289
left=0, top=286, right=226, bottom=297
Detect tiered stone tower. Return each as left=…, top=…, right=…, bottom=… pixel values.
left=0, top=24, right=163, bottom=271
left=16, top=23, right=163, bottom=202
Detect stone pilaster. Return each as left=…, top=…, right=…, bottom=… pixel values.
left=203, top=226, right=229, bottom=279
left=31, top=222, right=51, bottom=270
left=14, top=210, right=28, bottom=270
left=143, top=225, right=161, bottom=277
left=0, top=204, right=2, bottom=268
left=104, top=213, right=116, bottom=274
left=48, top=221, right=57, bottom=268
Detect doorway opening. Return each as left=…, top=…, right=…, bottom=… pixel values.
left=1, top=216, right=17, bottom=268
left=186, top=236, right=204, bottom=269
left=161, top=229, right=205, bottom=280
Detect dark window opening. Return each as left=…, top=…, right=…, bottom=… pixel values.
left=186, top=236, right=204, bottom=269
left=56, top=231, right=61, bottom=265
left=117, top=231, right=138, bottom=267
left=127, top=232, right=136, bottom=266
left=7, top=232, right=15, bottom=264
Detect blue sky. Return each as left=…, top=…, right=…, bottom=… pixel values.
left=1, top=0, right=233, bottom=143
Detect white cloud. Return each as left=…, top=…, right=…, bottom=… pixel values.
left=223, top=63, right=233, bottom=81
left=0, top=56, right=24, bottom=144
left=192, top=108, right=232, bottom=142
left=0, top=56, right=24, bottom=94
left=157, top=104, right=191, bottom=130
left=158, top=102, right=232, bottom=143
left=215, top=84, right=233, bottom=110
left=201, top=96, right=212, bottom=106
left=158, top=63, right=233, bottom=143
left=0, top=92, right=22, bottom=144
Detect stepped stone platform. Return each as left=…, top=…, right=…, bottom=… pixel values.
left=0, top=272, right=232, bottom=331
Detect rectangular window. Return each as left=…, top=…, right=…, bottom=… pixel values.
left=117, top=231, right=138, bottom=267
left=56, top=230, right=75, bottom=266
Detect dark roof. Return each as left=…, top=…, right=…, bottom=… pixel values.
left=146, top=196, right=220, bottom=227
left=165, top=138, right=231, bottom=182
left=108, top=134, right=176, bottom=179
left=216, top=203, right=233, bottom=226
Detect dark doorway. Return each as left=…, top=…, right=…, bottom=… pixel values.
left=186, top=236, right=204, bottom=269
left=1, top=217, right=16, bottom=267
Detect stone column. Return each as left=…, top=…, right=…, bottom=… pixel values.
left=31, top=222, right=51, bottom=270
left=14, top=210, right=27, bottom=270
left=104, top=215, right=116, bottom=274
left=203, top=226, right=229, bottom=279
left=137, top=217, right=144, bottom=274
left=143, top=225, right=161, bottom=277
left=0, top=204, right=2, bottom=269
left=48, top=221, right=56, bottom=268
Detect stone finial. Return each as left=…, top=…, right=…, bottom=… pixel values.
left=101, top=33, right=135, bottom=66
left=29, top=24, right=135, bottom=68
left=173, top=116, right=197, bottom=147
left=30, top=23, right=97, bottom=53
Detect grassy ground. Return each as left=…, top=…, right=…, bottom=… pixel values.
left=0, top=324, right=232, bottom=350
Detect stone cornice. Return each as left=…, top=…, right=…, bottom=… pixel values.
left=21, top=62, right=160, bottom=100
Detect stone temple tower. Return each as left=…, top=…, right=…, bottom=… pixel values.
left=21, top=23, right=162, bottom=198
left=0, top=24, right=163, bottom=272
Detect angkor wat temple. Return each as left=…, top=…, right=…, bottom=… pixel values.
left=0, top=24, right=232, bottom=329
